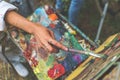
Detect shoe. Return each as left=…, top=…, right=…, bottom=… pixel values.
left=11, top=61, right=29, bottom=77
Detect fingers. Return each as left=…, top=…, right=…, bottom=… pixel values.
left=40, top=38, right=68, bottom=52
left=43, top=41, right=54, bottom=52
left=49, top=30, right=55, bottom=39
left=32, top=26, right=68, bottom=52
left=47, top=30, right=68, bottom=51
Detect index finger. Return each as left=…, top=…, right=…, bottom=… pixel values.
left=48, top=39, right=68, bottom=51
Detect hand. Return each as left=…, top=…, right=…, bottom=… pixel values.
left=5, top=11, right=67, bottom=53
left=32, top=23, right=68, bottom=52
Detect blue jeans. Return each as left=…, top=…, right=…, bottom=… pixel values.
left=56, top=0, right=84, bottom=26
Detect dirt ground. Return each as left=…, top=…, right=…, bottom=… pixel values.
left=78, top=0, right=120, bottom=43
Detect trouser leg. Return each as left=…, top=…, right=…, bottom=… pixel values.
left=68, top=0, right=84, bottom=26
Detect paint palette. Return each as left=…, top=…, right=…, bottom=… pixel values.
left=9, top=6, right=95, bottom=80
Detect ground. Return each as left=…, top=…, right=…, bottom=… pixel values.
left=78, top=0, right=120, bottom=43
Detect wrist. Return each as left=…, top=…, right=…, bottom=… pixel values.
left=29, top=23, right=42, bottom=34
left=27, top=22, right=37, bottom=34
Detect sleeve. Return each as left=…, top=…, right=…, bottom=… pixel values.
left=0, top=1, right=17, bottom=31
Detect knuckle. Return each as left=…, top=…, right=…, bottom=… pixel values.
left=49, top=47, right=53, bottom=52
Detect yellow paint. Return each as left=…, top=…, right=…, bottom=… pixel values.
left=94, top=33, right=118, bottom=53
left=65, top=64, right=88, bottom=80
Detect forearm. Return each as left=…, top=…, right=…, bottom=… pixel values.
left=5, top=10, right=35, bottom=34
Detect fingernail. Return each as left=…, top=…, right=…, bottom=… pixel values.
left=65, top=47, right=68, bottom=51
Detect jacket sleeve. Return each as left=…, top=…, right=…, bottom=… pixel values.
left=0, top=1, right=17, bottom=31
